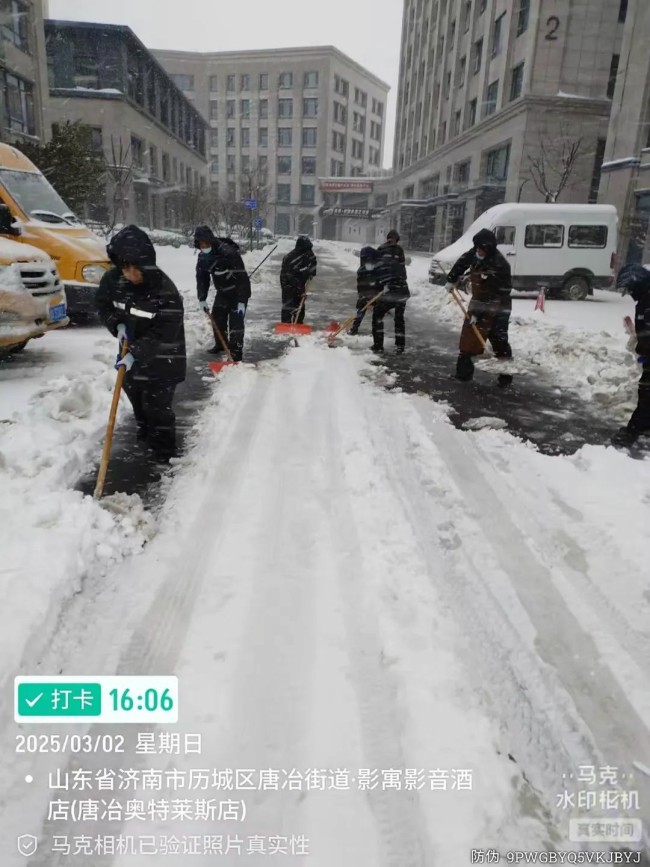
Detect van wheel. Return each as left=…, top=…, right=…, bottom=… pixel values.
left=561, top=275, right=589, bottom=301
left=9, top=341, right=28, bottom=353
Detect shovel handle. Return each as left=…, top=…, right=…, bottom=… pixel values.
left=328, top=290, right=384, bottom=343
left=94, top=339, right=129, bottom=500
left=206, top=311, right=235, bottom=363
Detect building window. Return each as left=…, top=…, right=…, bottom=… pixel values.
left=279, top=72, right=293, bottom=89
left=162, top=153, right=170, bottom=182
left=259, top=99, right=268, bottom=119
left=453, top=110, right=462, bottom=137
left=440, top=121, right=447, bottom=144
left=510, top=62, right=524, bottom=101
left=171, top=74, right=194, bottom=91
left=618, top=0, right=628, bottom=23
left=492, top=13, right=505, bottom=57
left=332, top=131, right=345, bottom=152
left=404, top=184, right=415, bottom=200
left=479, top=0, right=487, bottom=11
left=89, top=126, right=103, bottom=154
left=304, top=71, right=319, bottom=88
left=2, top=0, right=29, bottom=52
left=227, top=182, right=236, bottom=199
left=240, top=74, right=250, bottom=90
left=589, top=137, right=607, bottom=203
left=334, top=75, right=349, bottom=97
left=468, top=98, right=477, bottom=127
left=259, top=73, right=268, bottom=90
left=303, top=98, right=318, bottom=118
left=210, top=101, right=218, bottom=121
left=227, top=75, right=236, bottom=92
left=210, top=128, right=218, bottom=148
left=226, top=99, right=235, bottom=118
left=608, top=54, right=620, bottom=98
left=276, top=213, right=290, bottom=234
left=354, top=87, right=367, bottom=107
left=351, top=138, right=364, bottom=159
left=240, top=99, right=250, bottom=118
left=370, top=121, right=382, bottom=140
left=259, top=127, right=268, bottom=147
left=302, top=156, right=316, bottom=175
left=484, top=79, right=499, bottom=116
left=277, top=183, right=291, bottom=203
left=259, top=155, right=268, bottom=175
left=227, top=155, right=235, bottom=173
left=149, top=144, right=158, bottom=177
left=300, top=184, right=315, bottom=205
left=455, top=160, right=471, bottom=188
left=525, top=225, right=564, bottom=248
left=457, top=56, right=467, bottom=87
left=330, top=159, right=344, bottom=176
left=485, top=143, right=510, bottom=181
left=445, top=71, right=451, bottom=99
left=241, top=128, right=250, bottom=147
left=369, top=146, right=380, bottom=166
left=517, top=0, right=530, bottom=35
left=473, top=38, right=483, bottom=74
left=241, top=155, right=250, bottom=174
left=130, top=134, right=144, bottom=169
left=278, top=127, right=292, bottom=146
left=333, top=101, right=347, bottom=124
left=303, top=128, right=317, bottom=147
left=3, top=71, right=34, bottom=134
left=277, top=156, right=292, bottom=175
left=278, top=98, right=293, bottom=118
left=372, top=98, right=384, bottom=116
left=209, top=75, right=218, bottom=92
left=210, top=159, right=219, bottom=175
left=464, top=0, right=472, bottom=31
left=449, top=19, right=456, bottom=48
left=227, top=128, right=235, bottom=147
left=353, top=111, right=365, bottom=133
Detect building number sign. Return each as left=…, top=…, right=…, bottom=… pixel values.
left=546, top=16, right=560, bottom=40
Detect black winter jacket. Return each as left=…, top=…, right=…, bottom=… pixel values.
left=196, top=239, right=251, bottom=308
left=96, top=266, right=187, bottom=385
left=356, top=263, right=381, bottom=301
left=635, top=294, right=650, bottom=358
left=280, top=248, right=317, bottom=295
left=375, top=241, right=410, bottom=301
left=447, top=247, right=512, bottom=310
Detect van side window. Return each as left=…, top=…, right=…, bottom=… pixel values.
left=494, top=226, right=515, bottom=245
left=524, top=225, right=564, bottom=248
left=568, top=225, right=608, bottom=248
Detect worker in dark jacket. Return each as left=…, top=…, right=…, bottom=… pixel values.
left=280, top=236, right=317, bottom=323
left=444, top=227, right=513, bottom=382
left=95, top=225, right=186, bottom=462
left=195, top=225, right=251, bottom=361
left=371, top=230, right=410, bottom=354
left=349, top=246, right=381, bottom=335
left=612, top=264, right=650, bottom=448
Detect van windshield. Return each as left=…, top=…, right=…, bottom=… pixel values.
left=0, top=169, right=80, bottom=225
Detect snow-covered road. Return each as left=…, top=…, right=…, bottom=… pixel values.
left=1, top=240, right=649, bottom=863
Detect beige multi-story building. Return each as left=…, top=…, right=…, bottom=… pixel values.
left=154, top=46, right=389, bottom=237
left=597, top=0, right=650, bottom=264
left=43, top=19, right=208, bottom=228
left=387, top=0, right=627, bottom=251
left=0, top=0, right=49, bottom=143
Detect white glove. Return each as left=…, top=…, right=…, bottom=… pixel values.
left=200, top=299, right=210, bottom=313
left=115, top=351, right=135, bottom=372
left=626, top=334, right=637, bottom=354
left=116, top=323, right=128, bottom=339
left=444, top=281, right=456, bottom=293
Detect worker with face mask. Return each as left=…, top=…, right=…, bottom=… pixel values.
left=349, top=246, right=380, bottom=335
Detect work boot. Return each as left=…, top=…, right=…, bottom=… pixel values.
left=208, top=345, right=224, bottom=355
left=455, top=353, right=474, bottom=381
left=497, top=374, right=513, bottom=387
left=349, top=323, right=360, bottom=336
left=371, top=345, right=384, bottom=354
left=611, top=427, right=638, bottom=448
left=136, top=423, right=149, bottom=442
left=395, top=345, right=405, bottom=355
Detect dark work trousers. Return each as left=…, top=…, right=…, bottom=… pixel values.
left=628, top=363, right=650, bottom=434
left=349, top=295, right=375, bottom=334
left=456, top=308, right=512, bottom=380
left=372, top=299, right=406, bottom=350
left=281, top=289, right=306, bottom=324
left=122, top=377, right=177, bottom=458
left=212, top=302, right=246, bottom=361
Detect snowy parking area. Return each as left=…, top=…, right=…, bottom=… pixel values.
left=1, top=240, right=649, bottom=862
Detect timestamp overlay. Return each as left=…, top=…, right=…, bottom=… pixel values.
left=14, top=676, right=178, bottom=724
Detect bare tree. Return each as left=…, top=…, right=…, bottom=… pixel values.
left=103, top=137, right=134, bottom=234
left=527, top=130, right=584, bottom=203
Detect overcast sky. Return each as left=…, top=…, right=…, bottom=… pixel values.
left=48, top=0, right=403, bottom=167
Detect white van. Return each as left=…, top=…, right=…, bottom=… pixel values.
left=428, top=203, right=618, bottom=300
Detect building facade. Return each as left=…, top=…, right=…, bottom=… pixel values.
left=386, top=0, right=625, bottom=251
left=1, top=0, right=49, bottom=143
left=154, top=46, right=389, bottom=237
left=597, top=0, right=650, bottom=264
left=43, top=20, right=208, bottom=228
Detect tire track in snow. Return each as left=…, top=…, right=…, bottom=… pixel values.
left=23, top=368, right=285, bottom=867
left=315, top=350, right=435, bottom=867
left=389, top=398, right=650, bottom=849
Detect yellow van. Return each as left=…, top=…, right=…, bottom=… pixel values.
left=0, top=143, right=109, bottom=317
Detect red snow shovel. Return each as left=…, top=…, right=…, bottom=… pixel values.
left=94, top=340, right=129, bottom=500
left=274, top=293, right=312, bottom=336
left=450, top=288, right=489, bottom=352
left=206, top=312, right=238, bottom=375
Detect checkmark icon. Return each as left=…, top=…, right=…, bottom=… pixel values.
left=25, top=693, right=43, bottom=708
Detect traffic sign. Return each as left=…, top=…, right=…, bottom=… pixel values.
left=254, top=217, right=264, bottom=230
left=245, top=198, right=257, bottom=209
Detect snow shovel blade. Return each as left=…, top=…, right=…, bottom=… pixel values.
left=209, top=360, right=238, bottom=375
left=274, top=322, right=313, bottom=335
left=325, top=321, right=341, bottom=334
